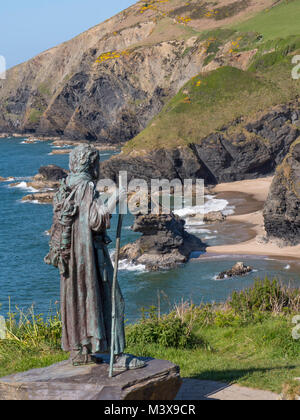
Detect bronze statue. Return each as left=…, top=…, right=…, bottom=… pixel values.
left=45, top=144, right=145, bottom=372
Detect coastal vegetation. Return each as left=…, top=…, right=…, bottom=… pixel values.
left=124, top=33, right=300, bottom=153
left=1, top=279, right=300, bottom=396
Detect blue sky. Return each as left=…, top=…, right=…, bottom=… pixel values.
left=0, top=0, right=137, bottom=69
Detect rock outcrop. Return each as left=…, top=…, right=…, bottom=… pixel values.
left=101, top=103, right=300, bottom=184
left=22, top=192, right=55, bottom=204
left=38, top=165, right=68, bottom=182
left=263, top=140, right=300, bottom=245
left=216, top=262, right=252, bottom=280
left=0, top=176, right=13, bottom=182
left=22, top=165, right=68, bottom=204
left=119, top=213, right=205, bottom=270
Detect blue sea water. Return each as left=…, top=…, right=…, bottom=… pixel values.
left=0, top=137, right=300, bottom=322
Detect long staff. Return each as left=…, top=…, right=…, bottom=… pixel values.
left=109, top=213, right=124, bottom=378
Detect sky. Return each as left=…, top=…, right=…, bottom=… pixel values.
left=0, top=0, right=137, bottom=69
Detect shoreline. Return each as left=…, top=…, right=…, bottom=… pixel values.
left=206, top=177, right=300, bottom=261
left=0, top=134, right=123, bottom=151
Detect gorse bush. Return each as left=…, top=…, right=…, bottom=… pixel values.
left=126, top=306, right=199, bottom=349
left=229, top=278, right=300, bottom=315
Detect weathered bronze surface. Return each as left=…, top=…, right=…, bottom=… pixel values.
left=45, top=145, right=125, bottom=363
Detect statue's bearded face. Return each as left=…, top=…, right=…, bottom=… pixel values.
left=70, top=145, right=100, bottom=180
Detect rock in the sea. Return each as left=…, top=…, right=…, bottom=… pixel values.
left=120, top=213, right=205, bottom=271
left=204, top=211, right=226, bottom=223
left=0, top=176, right=7, bottom=182
left=27, top=165, right=68, bottom=196
left=50, top=149, right=72, bottom=155
left=263, top=140, right=300, bottom=245
left=39, top=165, right=68, bottom=182
left=0, top=356, right=182, bottom=400
left=22, top=192, right=54, bottom=204
left=216, top=262, right=252, bottom=280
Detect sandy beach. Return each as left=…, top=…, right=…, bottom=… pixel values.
left=207, top=177, right=300, bottom=260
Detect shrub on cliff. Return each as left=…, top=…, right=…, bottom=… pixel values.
left=126, top=306, right=199, bottom=349
left=229, top=278, right=300, bottom=315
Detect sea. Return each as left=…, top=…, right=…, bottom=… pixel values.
left=1, top=137, right=300, bottom=323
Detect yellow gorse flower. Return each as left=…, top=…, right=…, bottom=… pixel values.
left=95, top=50, right=131, bottom=64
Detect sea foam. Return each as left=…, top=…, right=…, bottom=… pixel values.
left=13, top=182, right=39, bottom=193
left=174, top=196, right=235, bottom=218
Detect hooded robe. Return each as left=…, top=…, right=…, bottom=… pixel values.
left=48, top=169, right=125, bottom=355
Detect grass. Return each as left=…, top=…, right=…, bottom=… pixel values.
left=232, top=0, right=300, bottom=40
left=126, top=279, right=300, bottom=394
left=124, top=54, right=299, bottom=152
left=0, top=304, right=67, bottom=377
left=126, top=317, right=300, bottom=393
left=28, top=108, right=44, bottom=125
left=122, top=0, right=300, bottom=154
left=1, top=279, right=299, bottom=397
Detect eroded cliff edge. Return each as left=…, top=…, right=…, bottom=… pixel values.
left=101, top=101, right=300, bottom=184
left=264, top=139, right=300, bottom=245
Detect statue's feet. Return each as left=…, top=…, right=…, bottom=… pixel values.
left=71, top=351, right=94, bottom=367
left=70, top=350, right=103, bottom=367
left=113, top=354, right=146, bottom=372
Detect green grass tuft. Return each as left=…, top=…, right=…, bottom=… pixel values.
left=232, top=0, right=300, bottom=40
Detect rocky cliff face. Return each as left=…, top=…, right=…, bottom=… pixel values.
left=0, top=0, right=276, bottom=142
left=263, top=139, right=300, bottom=245
left=101, top=102, right=300, bottom=184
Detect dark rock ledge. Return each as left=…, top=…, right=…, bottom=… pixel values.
left=120, top=213, right=206, bottom=271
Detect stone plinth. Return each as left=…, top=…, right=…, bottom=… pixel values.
left=0, top=356, right=182, bottom=400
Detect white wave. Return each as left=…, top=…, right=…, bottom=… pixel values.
left=204, top=235, right=217, bottom=240
left=119, top=259, right=147, bottom=272
left=51, top=144, right=72, bottom=149
left=1, top=177, right=14, bottom=182
left=14, top=176, right=32, bottom=181
left=13, top=182, right=39, bottom=193
left=213, top=274, right=228, bottom=281
left=109, top=250, right=147, bottom=272
left=284, top=264, right=291, bottom=270
left=174, top=196, right=235, bottom=218
left=195, top=228, right=211, bottom=234
left=186, top=226, right=208, bottom=233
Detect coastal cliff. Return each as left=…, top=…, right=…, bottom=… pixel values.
left=101, top=100, right=300, bottom=184
left=264, top=139, right=300, bottom=245
left=0, top=0, right=279, bottom=142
